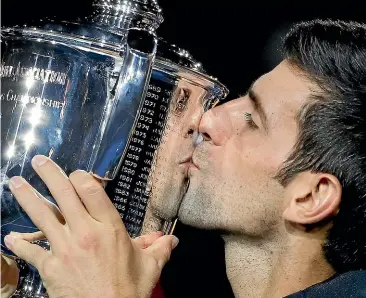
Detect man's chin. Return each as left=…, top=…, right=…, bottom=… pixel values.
left=177, top=200, right=213, bottom=230
left=177, top=215, right=209, bottom=230
left=177, top=213, right=222, bottom=233
left=177, top=200, right=201, bottom=228
left=176, top=179, right=218, bottom=229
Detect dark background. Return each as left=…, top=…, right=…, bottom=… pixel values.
left=2, top=1, right=365, bottom=297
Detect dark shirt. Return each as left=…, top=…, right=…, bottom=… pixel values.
left=286, top=270, right=366, bottom=298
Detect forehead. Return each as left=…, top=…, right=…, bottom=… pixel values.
left=253, top=60, right=313, bottom=129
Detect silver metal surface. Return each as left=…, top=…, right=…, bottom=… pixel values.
left=1, top=0, right=229, bottom=296
left=1, top=26, right=157, bottom=255
left=91, top=28, right=158, bottom=180
left=91, top=0, right=164, bottom=31
left=112, top=56, right=227, bottom=237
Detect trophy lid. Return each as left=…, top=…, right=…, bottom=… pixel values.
left=155, top=39, right=229, bottom=101
left=156, top=39, right=204, bottom=72
left=91, top=0, right=164, bottom=32
left=1, top=0, right=164, bottom=55
left=1, top=0, right=227, bottom=100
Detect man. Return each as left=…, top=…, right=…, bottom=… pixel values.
left=175, top=19, right=366, bottom=296
left=2, top=19, right=366, bottom=297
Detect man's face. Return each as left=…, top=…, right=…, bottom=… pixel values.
left=146, top=81, right=209, bottom=221
left=178, top=60, right=314, bottom=236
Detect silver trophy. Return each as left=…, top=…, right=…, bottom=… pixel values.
left=1, top=0, right=229, bottom=297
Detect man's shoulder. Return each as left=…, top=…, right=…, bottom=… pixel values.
left=285, top=270, right=366, bottom=298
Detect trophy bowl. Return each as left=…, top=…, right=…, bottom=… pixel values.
left=1, top=0, right=228, bottom=296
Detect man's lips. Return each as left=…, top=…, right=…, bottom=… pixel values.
left=180, top=155, right=199, bottom=168
left=179, top=156, right=199, bottom=176
left=178, top=132, right=204, bottom=174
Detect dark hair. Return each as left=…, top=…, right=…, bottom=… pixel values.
left=275, top=19, right=366, bottom=273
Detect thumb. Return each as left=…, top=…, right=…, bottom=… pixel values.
left=146, top=235, right=179, bottom=270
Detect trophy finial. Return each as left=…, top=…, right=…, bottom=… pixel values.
left=91, top=0, right=164, bottom=32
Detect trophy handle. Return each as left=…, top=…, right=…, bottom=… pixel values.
left=90, top=28, right=158, bottom=180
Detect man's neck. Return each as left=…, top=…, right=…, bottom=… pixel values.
left=223, top=226, right=335, bottom=298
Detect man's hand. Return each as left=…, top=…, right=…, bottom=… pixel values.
left=4, top=155, right=179, bottom=298
left=1, top=254, right=18, bottom=298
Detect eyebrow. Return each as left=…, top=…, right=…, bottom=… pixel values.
left=247, top=84, right=269, bottom=132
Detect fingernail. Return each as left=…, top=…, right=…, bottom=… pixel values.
left=4, top=235, right=16, bottom=249
left=32, top=155, right=49, bottom=167
left=171, top=236, right=179, bottom=249
left=9, top=176, right=25, bottom=188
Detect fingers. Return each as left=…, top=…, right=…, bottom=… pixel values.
left=4, top=234, right=49, bottom=271
left=10, top=231, right=46, bottom=242
left=133, top=231, right=164, bottom=249
left=146, top=235, right=179, bottom=270
left=8, top=177, right=65, bottom=248
left=69, top=170, right=122, bottom=225
left=34, top=188, right=65, bottom=224
left=30, top=155, right=89, bottom=229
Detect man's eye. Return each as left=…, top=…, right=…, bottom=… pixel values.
left=244, top=112, right=258, bottom=129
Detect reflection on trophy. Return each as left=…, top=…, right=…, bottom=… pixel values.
left=1, top=0, right=228, bottom=296
left=139, top=80, right=214, bottom=235
left=107, top=45, right=228, bottom=237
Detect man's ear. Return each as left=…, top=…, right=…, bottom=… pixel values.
left=283, top=172, right=342, bottom=225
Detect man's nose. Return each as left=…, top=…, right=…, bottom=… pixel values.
left=198, top=105, right=232, bottom=146
left=183, top=103, right=204, bottom=139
